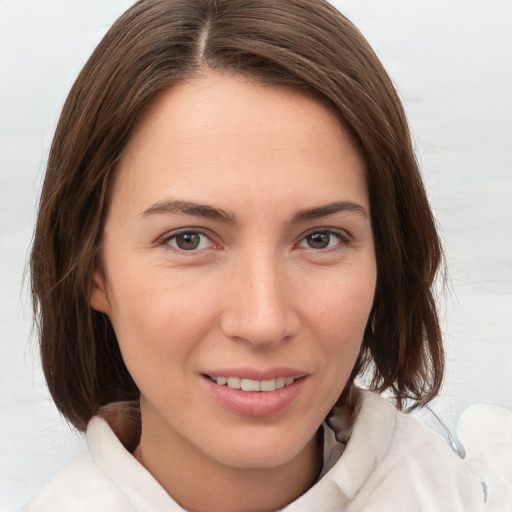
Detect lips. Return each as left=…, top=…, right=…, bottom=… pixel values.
left=202, top=369, right=308, bottom=417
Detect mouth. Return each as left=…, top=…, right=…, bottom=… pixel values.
left=202, top=371, right=308, bottom=417
left=205, top=375, right=299, bottom=392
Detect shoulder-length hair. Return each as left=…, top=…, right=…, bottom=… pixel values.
left=31, top=0, right=443, bottom=431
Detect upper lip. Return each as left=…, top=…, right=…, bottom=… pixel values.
left=202, top=367, right=309, bottom=381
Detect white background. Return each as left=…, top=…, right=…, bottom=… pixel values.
left=1, top=1, right=511, bottom=510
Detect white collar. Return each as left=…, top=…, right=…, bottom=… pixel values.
left=86, top=389, right=395, bottom=511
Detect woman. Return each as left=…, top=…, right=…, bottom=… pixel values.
left=26, top=0, right=488, bottom=510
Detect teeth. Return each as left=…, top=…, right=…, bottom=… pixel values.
left=260, top=379, right=277, bottom=392
left=276, top=377, right=286, bottom=389
left=209, top=375, right=298, bottom=392
left=241, top=378, right=261, bottom=392
left=226, top=377, right=241, bottom=389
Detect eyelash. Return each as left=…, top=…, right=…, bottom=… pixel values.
left=158, top=229, right=218, bottom=253
left=158, top=228, right=351, bottom=254
left=296, top=228, right=351, bottom=252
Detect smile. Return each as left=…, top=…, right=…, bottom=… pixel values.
left=207, top=375, right=296, bottom=392
left=204, top=373, right=307, bottom=417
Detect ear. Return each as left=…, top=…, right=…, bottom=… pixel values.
left=89, top=265, right=112, bottom=315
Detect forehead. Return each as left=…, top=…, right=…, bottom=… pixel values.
left=111, top=72, right=368, bottom=217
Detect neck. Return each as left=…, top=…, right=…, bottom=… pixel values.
left=134, top=416, right=323, bottom=512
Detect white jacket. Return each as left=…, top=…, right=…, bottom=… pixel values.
left=24, top=390, right=496, bottom=511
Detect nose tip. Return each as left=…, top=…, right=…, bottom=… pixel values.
left=219, top=264, right=297, bottom=347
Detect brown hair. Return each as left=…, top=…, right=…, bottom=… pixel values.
left=31, top=0, right=443, bottom=431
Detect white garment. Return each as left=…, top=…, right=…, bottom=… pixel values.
left=457, top=404, right=512, bottom=511
left=24, top=390, right=491, bottom=511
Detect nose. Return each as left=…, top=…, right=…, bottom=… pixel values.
left=219, top=251, right=298, bottom=348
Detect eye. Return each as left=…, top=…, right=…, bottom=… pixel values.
left=164, top=231, right=214, bottom=252
left=297, top=230, right=347, bottom=250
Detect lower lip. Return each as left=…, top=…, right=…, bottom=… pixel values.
left=203, top=376, right=306, bottom=417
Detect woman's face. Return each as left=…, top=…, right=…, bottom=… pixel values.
left=91, top=73, right=376, bottom=470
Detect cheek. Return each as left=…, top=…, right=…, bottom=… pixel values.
left=106, top=267, right=220, bottom=365
left=301, top=268, right=375, bottom=378
left=304, top=270, right=375, bottom=335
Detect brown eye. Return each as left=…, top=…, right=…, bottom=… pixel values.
left=306, top=232, right=331, bottom=249
left=175, top=233, right=200, bottom=250
left=298, top=230, right=346, bottom=250
left=166, top=231, right=212, bottom=251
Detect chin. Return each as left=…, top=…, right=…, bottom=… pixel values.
left=204, top=427, right=317, bottom=471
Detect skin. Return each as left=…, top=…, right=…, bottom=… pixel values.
left=90, top=72, right=377, bottom=512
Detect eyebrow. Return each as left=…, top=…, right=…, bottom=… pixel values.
left=291, top=201, right=368, bottom=223
left=140, top=200, right=236, bottom=222
left=140, top=199, right=368, bottom=223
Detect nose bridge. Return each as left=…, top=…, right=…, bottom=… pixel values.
left=220, top=245, right=296, bottom=346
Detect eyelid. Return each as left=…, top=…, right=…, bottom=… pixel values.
left=157, top=227, right=220, bottom=253
left=295, top=227, right=352, bottom=249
